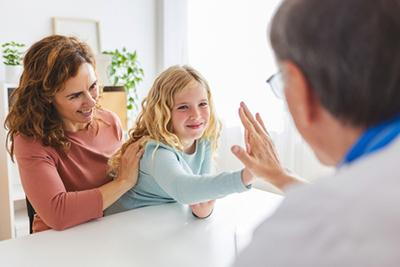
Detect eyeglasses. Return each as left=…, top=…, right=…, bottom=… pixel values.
left=266, top=72, right=284, bottom=99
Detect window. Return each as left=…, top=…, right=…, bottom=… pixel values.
left=188, top=0, right=283, bottom=130
left=187, top=0, right=333, bottom=181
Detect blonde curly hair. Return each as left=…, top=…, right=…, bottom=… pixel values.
left=108, top=65, right=221, bottom=174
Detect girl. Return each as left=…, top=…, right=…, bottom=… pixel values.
left=106, top=65, right=253, bottom=218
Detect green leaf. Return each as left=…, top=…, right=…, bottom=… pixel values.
left=102, top=47, right=144, bottom=109
left=1, top=41, right=25, bottom=65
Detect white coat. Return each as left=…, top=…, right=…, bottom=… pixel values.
left=234, top=137, right=400, bottom=267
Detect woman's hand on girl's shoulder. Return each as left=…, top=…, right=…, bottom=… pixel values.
left=115, top=138, right=144, bottom=188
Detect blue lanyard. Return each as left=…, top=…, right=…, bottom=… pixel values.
left=342, top=114, right=400, bottom=165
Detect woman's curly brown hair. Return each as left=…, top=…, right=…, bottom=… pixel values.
left=5, top=35, right=96, bottom=159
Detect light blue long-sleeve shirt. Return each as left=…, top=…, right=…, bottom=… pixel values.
left=105, top=139, right=250, bottom=215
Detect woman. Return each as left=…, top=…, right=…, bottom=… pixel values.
left=5, top=35, right=142, bottom=232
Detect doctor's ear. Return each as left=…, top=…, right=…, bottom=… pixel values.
left=280, top=61, right=310, bottom=96
left=280, top=61, right=319, bottom=127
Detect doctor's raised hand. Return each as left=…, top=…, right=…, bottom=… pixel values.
left=231, top=102, right=302, bottom=192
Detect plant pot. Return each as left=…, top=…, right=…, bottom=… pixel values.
left=5, top=65, right=23, bottom=84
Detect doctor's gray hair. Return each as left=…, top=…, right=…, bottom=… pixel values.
left=270, top=0, right=400, bottom=127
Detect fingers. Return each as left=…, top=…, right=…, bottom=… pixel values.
left=121, top=138, right=145, bottom=170
left=231, top=145, right=253, bottom=168
left=238, top=105, right=255, bottom=133
left=244, top=129, right=251, bottom=154
left=239, top=102, right=266, bottom=136
left=137, top=148, right=145, bottom=158
left=239, top=105, right=261, bottom=150
left=125, top=141, right=139, bottom=154
left=123, top=137, right=144, bottom=156
left=255, top=112, right=269, bottom=135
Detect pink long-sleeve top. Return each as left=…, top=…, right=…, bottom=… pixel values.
left=13, top=109, right=123, bottom=232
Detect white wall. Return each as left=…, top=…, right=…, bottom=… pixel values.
left=0, top=0, right=159, bottom=100
left=188, top=0, right=334, bottom=183
left=157, top=0, right=188, bottom=70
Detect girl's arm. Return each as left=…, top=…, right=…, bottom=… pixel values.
left=147, top=145, right=250, bottom=205
left=191, top=145, right=215, bottom=218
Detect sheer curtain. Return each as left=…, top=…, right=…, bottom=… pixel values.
left=187, top=0, right=333, bottom=187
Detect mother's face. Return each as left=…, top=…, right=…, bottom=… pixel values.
left=52, top=63, right=98, bottom=132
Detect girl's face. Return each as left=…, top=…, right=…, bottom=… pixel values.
left=53, top=63, right=98, bottom=132
left=171, top=80, right=210, bottom=152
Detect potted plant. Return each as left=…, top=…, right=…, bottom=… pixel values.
left=102, top=48, right=144, bottom=111
left=1, top=41, right=25, bottom=84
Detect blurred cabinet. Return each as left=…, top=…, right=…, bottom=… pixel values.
left=98, top=86, right=128, bottom=130
left=0, top=82, right=29, bottom=241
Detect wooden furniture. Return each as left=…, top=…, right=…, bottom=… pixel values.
left=98, top=86, right=128, bottom=130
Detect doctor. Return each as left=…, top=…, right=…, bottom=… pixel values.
left=231, top=0, right=400, bottom=266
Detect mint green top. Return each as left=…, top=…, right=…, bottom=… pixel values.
left=105, top=139, right=250, bottom=215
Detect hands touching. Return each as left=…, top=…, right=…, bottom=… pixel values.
left=115, top=139, right=145, bottom=188
left=190, top=200, right=215, bottom=219
left=100, top=139, right=144, bottom=210
left=231, top=102, right=301, bottom=191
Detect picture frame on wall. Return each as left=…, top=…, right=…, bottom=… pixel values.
left=52, top=17, right=101, bottom=54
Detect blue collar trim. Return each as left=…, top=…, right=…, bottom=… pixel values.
left=342, top=114, right=400, bottom=165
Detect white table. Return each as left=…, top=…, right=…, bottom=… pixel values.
left=0, top=189, right=282, bottom=267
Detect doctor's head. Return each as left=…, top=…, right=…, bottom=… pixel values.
left=269, top=0, right=400, bottom=165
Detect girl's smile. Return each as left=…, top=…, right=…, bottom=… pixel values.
left=171, top=80, right=210, bottom=152
left=186, top=122, right=204, bottom=129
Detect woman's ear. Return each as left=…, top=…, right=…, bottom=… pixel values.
left=281, top=61, right=318, bottom=129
